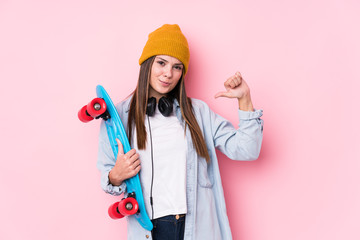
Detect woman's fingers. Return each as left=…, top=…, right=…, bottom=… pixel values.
left=234, top=72, right=242, bottom=85
left=129, top=152, right=140, bottom=167
left=132, top=159, right=141, bottom=175
left=123, top=157, right=141, bottom=179
left=122, top=150, right=141, bottom=176
left=225, top=71, right=242, bottom=89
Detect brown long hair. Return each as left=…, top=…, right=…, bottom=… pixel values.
left=128, top=56, right=210, bottom=162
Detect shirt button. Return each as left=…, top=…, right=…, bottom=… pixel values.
left=146, top=235, right=149, bottom=238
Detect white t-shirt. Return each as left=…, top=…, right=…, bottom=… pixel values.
left=132, top=106, right=187, bottom=219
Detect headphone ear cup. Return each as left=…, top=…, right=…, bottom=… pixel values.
left=158, top=97, right=173, bottom=117
left=146, top=97, right=157, bottom=116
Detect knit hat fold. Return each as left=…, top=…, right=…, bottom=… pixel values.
left=139, top=24, right=190, bottom=74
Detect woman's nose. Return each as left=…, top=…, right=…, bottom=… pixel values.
left=163, top=66, right=173, bottom=78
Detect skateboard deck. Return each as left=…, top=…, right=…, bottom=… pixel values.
left=79, top=85, right=153, bottom=231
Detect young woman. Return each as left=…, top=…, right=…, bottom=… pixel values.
left=97, top=24, right=264, bottom=240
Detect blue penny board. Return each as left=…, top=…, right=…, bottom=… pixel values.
left=96, top=85, right=153, bottom=231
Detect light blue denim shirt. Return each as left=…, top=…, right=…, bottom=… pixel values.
left=97, top=96, right=264, bottom=240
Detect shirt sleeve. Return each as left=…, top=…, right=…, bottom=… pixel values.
left=210, top=107, right=264, bottom=160
left=96, top=121, right=126, bottom=196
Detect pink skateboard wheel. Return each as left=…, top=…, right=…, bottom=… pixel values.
left=87, top=98, right=106, bottom=118
left=108, top=201, right=125, bottom=219
left=118, top=197, right=139, bottom=216
left=78, top=105, right=94, bottom=123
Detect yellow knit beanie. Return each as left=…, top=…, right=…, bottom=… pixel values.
left=139, top=24, right=190, bottom=75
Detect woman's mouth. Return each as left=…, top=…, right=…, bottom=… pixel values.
left=159, top=80, right=171, bottom=86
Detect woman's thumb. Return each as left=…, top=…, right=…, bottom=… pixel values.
left=214, top=91, right=230, bottom=99
left=116, top=138, right=124, bottom=158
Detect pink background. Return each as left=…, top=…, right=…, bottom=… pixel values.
left=1, top=0, right=359, bottom=239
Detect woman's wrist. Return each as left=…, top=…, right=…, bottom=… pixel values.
left=109, top=170, right=123, bottom=186
left=238, top=93, right=254, bottom=111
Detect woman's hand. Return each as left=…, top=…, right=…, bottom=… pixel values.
left=215, top=71, right=250, bottom=99
left=214, top=71, right=254, bottom=111
left=108, top=139, right=141, bottom=186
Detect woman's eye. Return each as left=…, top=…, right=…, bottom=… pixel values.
left=174, top=65, right=183, bottom=70
left=157, top=61, right=165, bottom=66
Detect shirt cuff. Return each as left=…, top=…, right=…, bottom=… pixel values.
left=238, top=109, right=263, bottom=120
left=102, top=171, right=126, bottom=195
left=106, top=182, right=126, bottom=195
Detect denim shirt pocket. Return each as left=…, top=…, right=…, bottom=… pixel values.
left=198, top=157, right=214, bottom=188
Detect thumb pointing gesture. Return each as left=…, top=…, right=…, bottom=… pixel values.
left=214, top=71, right=250, bottom=99
left=214, top=90, right=233, bottom=99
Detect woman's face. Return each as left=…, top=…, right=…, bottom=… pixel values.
left=149, top=55, right=184, bottom=99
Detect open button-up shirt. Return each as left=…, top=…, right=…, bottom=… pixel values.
left=97, top=97, right=264, bottom=240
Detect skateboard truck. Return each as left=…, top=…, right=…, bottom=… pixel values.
left=93, top=102, right=111, bottom=120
